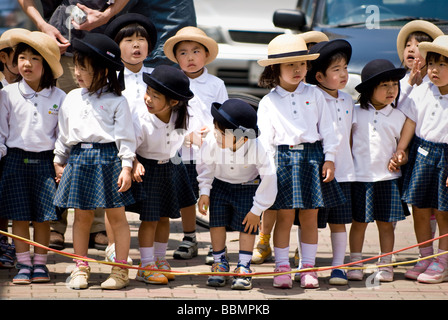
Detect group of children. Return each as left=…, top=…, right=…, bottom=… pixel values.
left=0, top=13, right=447, bottom=293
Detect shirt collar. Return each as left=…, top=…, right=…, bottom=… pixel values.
left=18, top=79, right=53, bottom=98
left=274, top=81, right=306, bottom=98
left=189, top=67, right=209, bottom=84
left=430, top=82, right=448, bottom=98
left=368, top=102, right=394, bottom=116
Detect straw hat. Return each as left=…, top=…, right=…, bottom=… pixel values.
left=396, top=20, right=443, bottom=62
left=0, top=28, right=31, bottom=51
left=257, top=34, right=319, bottom=67
left=355, top=59, right=406, bottom=93
left=104, top=13, right=157, bottom=51
left=418, top=35, right=448, bottom=60
left=9, top=31, right=63, bottom=79
left=143, top=65, right=194, bottom=101
left=299, top=31, right=329, bottom=45
left=163, top=26, right=218, bottom=65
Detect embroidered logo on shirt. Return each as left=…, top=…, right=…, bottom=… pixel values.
left=48, top=104, right=59, bottom=115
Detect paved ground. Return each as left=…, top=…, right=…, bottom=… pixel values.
left=0, top=209, right=446, bottom=315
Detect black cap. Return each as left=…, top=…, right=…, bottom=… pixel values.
left=73, top=32, right=124, bottom=71
left=143, top=65, right=194, bottom=101
left=355, top=59, right=406, bottom=93
left=211, top=98, right=260, bottom=138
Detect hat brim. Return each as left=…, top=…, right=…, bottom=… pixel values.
left=396, top=20, right=443, bottom=62
left=10, top=32, right=63, bottom=79
left=418, top=41, right=448, bottom=60
left=211, top=102, right=260, bottom=138
left=73, top=38, right=124, bottom=71
left=355, top=68, right=406, bottom=92
left=163, top=34, right=218, bottom=65
left=0, top=28, right=31, bottom=51
left=105, top=13, right=158, bottom=51
left=143, top=72, right=194, bottom=101
left=257, top=53, right=319, bottom=67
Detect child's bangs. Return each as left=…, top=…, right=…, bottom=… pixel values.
left=426, top=51, right=448, bottom=64
left=115, top=24, right=152, bottom=47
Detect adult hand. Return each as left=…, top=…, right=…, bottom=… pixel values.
left=40, top=22, right=70, bottom=54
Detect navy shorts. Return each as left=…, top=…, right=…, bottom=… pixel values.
left=317, top=182, right=353, bottom=228
left=209, top=178, right=259, bottom=234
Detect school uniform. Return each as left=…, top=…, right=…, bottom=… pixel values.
left=197, top=133, right=277, bottom=232
left=400, top=82, right=448, bottom=210
left=351, top=103, right=407, bottom=223
left=316, top=89, right=356, bottom=228
left=121, top=65, right=154, bottom=117
left=132, top=107, right=200, bottom=221
left=0, top=80, right=66, bottom=221
left=257, top=82, right=345, bottom=210
left=180, top=67, right=229, bottom=196
left=53, top=87, right=136, bottom=210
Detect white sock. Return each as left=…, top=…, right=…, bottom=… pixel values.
left=33, top=253, right=48, bottom=273
left=300, top=242, right=318, bottom=267
left=331, top=232, right=347, bottom=267
left=238, top=250, right=252, bottom=267
left=350, top=252, right=363, bottom=265
left=139, top=247, right=154, bottom=266
left=274, top=246, right=290, bottom=268
left=154, top=242, right=168, bottom=260
left=16, top=251, right=32, bottom=274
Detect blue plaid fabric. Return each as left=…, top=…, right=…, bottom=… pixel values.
left=209, top=178, right=259, bottom=234
left=0, top=148, right=59, bottom=222
left=317, top=182, right=353, bottom=228
left=402, top=136, right=448, bottom=211
left=131, top=155, right=197, bottom=222
left=184, top=160, right=199, bottom=198
left=53, top=143, right=135, bottom=210
left=352, top=179, right=406, bottom=223
left=271, top=142, right=346, bottom=210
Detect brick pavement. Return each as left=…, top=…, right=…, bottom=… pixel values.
left=1, top=209, right=448, bottom=304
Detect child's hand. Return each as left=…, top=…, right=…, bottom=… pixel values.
left=388, top=149, right=408, bottom=172
left=117, top=167, right=132, bottom=192
left=408, top=58, right=423, bottom=86
left=242, top=212, right=260, bottom=234
left=198, top=195, right=210, bottom=215
left=132, top=160, right=145, bottom=183
left=322, top=161, right=335, bottom=183
left=54, top=163, right=66, bottom=184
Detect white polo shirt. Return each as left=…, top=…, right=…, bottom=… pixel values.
left=122, top=65, right=154, bottom=117
left=54, top=87, right=136, bottom=168
left=0, top=80, right=66, bottom=158
left=318, top=88, right=356, bottom=182
left=196, top=133, right=277, bottom=216
left=257, top=82, right=339, bottom=162
left=351, top=103, right=406, bottom=182
left=399, top=81, right=448, bottom=144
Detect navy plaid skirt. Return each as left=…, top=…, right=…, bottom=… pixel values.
left=317, top=182, right=353, bottom=228
left=131, top=155, right=197, bottom=222
left=271, top=142, right=346, bottom=210
left=53, top=143, right=135, bottom=210
left=0, top=148, right=59, bottom=222
left=184, top=160, right=199, bottom=198
left=402, top=136, right=448, bottom=211
left=209, top=178, right=259, bottom=234
left=352, top=179, right=406, bottom=223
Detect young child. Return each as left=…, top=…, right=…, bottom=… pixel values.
left=132, top=65, right=198, bottom=285
left=256, top=34, right=345, bottom=289
left=0, top=28, right=31, bottom=269
left=349, top=59, right=407, bottom=282
left=399, top=35, right=448, bottom=283
left=252, top=31, right=329, bottom=266
left=197, top=98, right=277, bottom=290
left=306, top=39, right=355, bottom=285
left=53, top=32, right=136, bottom=290
left=163, top=26, right=228, bottom=260
left=396, top=20, right=443, bottom=95
left=104, top=13, right=158, bottom=264
left=0, top=31, right=65, bottom=284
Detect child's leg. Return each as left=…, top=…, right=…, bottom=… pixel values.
left=105, top=207, right=130, bottom=263
left=210, top=226, right=226, bottom=258
left=239, top=232, right=256, bottom=266
left=347, top=220, right=368, bottom=280
left=376, top=221, right=395, bottom=255
left=436, top=209, right=448, bottom=253
left=138, top=220, right=158, bottom=266
left=73, top=209, right=95, bottom=257
left=329, top=223, right=347, bottom=267
left=298, top=209, right=318, bottom=267
left=273, top=209, right=295, bottom=267
left=252, top=210, right=276, bottom=264
left=12, top=221, right=32, bottom=275
left=412, top=207, right=434, bottom=251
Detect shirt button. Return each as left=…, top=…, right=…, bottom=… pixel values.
left=291, top=94, right=295, bottom=97
left=34, top=103, right=38, bottom=107
left=292, top=102, right=296, bottom=105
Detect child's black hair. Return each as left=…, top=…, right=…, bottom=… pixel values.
left=73, top=50, right=122, bottom=96
left=313, top=51, right=349, bottom=80
left=13, top=42, right=56, bottom=89
left=426, top=51, right=448, bottom=65
left=173, top=40, right=209, bottom=57
left=0, top=47, right=13, bottom=72
left=258, top=64, right=281, bottom=89
left=113, top=23, right=154, bottom=52
left=357, top=75, right=402, bottom=110
left=170, top=98, right=190, bottom=130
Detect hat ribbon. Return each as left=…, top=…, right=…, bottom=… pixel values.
left=268, top=50, right=309, bottom=59
left=216, top=107, right=249, bottom=132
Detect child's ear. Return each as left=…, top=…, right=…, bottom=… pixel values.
left=315, top=71, right=324, bottom=82
left=0, top=52, right=8, bottom=64
left=170, top=99, right=180, bottom=107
